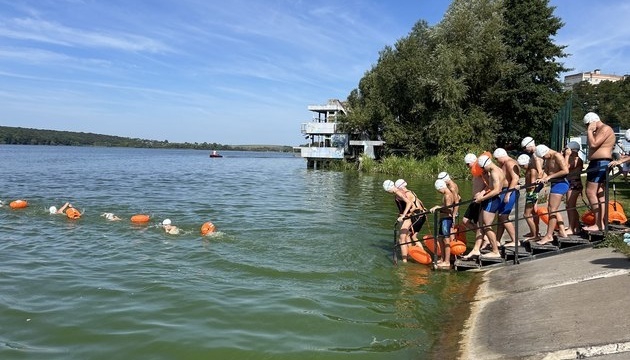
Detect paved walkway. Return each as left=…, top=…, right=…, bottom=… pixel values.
left=459, top=247, right=630, bottom=359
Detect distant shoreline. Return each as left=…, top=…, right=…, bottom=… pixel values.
left=0, top=125, right=295, bottom=152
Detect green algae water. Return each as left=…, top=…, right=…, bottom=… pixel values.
left=0, top=145, right=476, bottom=359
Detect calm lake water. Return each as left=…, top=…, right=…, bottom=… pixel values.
left=0, top=146, right=476, bottom=359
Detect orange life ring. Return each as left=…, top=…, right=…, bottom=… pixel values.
left=66, top=207, right=81, bottom=219
left=450, top=240, right=467, bottom=256
left=201, top=221, right=216, bottom=235
left=408, top=246, right=432, bottom=265
left=422, top=234, right=442, bottom=256
left=9, top=200, right=28, bottom=209
left=131, top=214, right=150, bottom=223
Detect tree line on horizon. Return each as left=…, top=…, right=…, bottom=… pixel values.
left=0, top=126, right=294, bottom=152
left=338, top=0, right=629, bottom=158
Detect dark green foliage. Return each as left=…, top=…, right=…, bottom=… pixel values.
left=571, top=77, right=630, bottom=129
left=0, top=126, right=293, bottom=152
left=340, top=0, right=569, bottom=156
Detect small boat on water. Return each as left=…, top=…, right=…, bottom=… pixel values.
left=209, top=150, right=223, bottom=158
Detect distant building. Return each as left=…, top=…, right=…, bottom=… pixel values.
left=563, top=69, right=626, bottom=90
left=295, top=99, right=384, bottom=169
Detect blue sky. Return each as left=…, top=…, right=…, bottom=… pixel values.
left=1, top=0, right=629, bottom=146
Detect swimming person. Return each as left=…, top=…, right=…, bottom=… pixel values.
left=101, top=213, right=122, bottom=221
left=49, top=202, right=71, bottom=215
left=460, top=152, right=491, bottom=260
left=162, top=219, right=180, bottom=235
left=520, top=137, right=545, bottom=240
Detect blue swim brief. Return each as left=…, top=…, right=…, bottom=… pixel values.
left=498, top=188, right=518, bottom=215
left=550, top=179, right=570, bottom=195
left=586, top=159, right=611, bottom=183
left=481, top=196, right=501, bottom=214
left=439, top=217, right=453, bottom=237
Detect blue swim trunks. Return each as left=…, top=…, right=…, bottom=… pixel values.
left=586, top=159, right=611, bottom=183
left=439, top=217, right=453, bottom=237
left=482, top=196, right=501, bottom=214
left=498, top=188, right=518, bottom=215
left=550, top=179, right=570, bottom=195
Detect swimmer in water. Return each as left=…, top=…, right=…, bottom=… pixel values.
left=49, top=202, right=71, bottom=215
left=101, top=212, right=122, bottom=221
left=162, top=219, right=180, bottom=235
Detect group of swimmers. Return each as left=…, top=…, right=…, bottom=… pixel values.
left=383, top=111, right=627, bottom=267
left=2, top=199, right=217, bottom=236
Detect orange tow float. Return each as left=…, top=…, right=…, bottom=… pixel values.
left=9, top=200, right=28, bottom=209
left=130, top=214, right=150, bottom=223
left=66, top=207, right=81, bottom=219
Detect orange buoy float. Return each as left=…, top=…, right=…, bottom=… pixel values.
left=9, top=200, right=28, bottom=209
left=581, top=210, right=596, bottom=226
left=130, top=214, right=150, bottom=223
left=201, top=221, right=216, bottom=236
left=422, top=234, right=442, bottom=256
left=408, top=246, right=432, bottom=265
left=454, top=223, right=467, bottom=242
left=536, top=205, right=559, bottom=230
left=450, top=240, right=467, bottom=256
left=66, top=207, right=81, bottom=219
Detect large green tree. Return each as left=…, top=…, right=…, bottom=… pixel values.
left=485, top=0, right=569, bottom=148
left=340, top=0, right=569, bottom=156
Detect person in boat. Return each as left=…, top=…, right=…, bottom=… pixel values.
left=472, top=155, right=505, bottom=259
left=383, top=179, right=425, bottom=263
left=534, top=144, right=570, bottom=245
left=583, top=112, right=615, bottom=232
left=492, top=148, right=520, bottom=247
left=564, top=141, right=584, bottom=235
left=430, top=179, right=455, bottom=268
left=162, top=219, right=180, bottom=235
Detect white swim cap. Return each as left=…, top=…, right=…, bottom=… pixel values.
left=382, top=180, right=395, bottom=192
left=105, top=213, right=115, bottom=220
left=567, top=141, right=581, bottom=151
left=49, top=206, right=57, bottom=214
left=493, top=148, right=508, bottom=158
left=535, top=144, right=550, bottom=158
left=521, top=137, right=535, bottom=148
left=464, top=153, right=477, bottom=165
left=478, top=154, right=491, bottom=168
left=437, top=171, right=450, bottom=182
left=434, top=179, right=447, bottom=191
left=162, top=219, right=172, bottom=226
left=626, top=129, right=630, bottom=141
left=517, top=154, right=530, bottom=166
left=394, top=179, right=407, bottom=189
left=583, top=112, right=600, bottom=124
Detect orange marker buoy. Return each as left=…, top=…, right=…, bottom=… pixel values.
left=450, top=240, right=467, bottom=256
left=131, top=214, right=150, bottom=223
left=454, top=223, right=467, bottom=242
left=581, top=210, right=595, bottom=226
left=536, top=205, right=550, bottom=225
left=422, top=234, right=442, bottom=256
left=201, top=221, right=216, bottom=236
left=9, top=200, right=28, bottom=209
left=408, top=246, right=432, bottom=265
left=66, top=207, right=81, bottom=219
